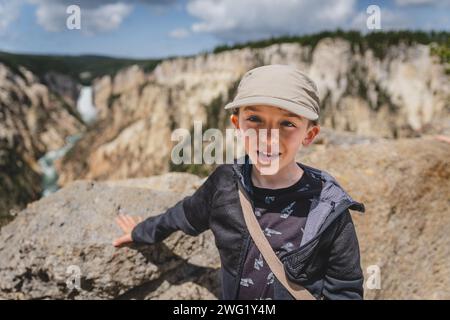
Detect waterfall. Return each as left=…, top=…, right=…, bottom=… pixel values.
left=77, top=86, right=97, bottom=124
left=38, top=86, right=97, bottom=196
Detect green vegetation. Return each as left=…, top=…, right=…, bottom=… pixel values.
left=1, top=30, right=447, bottom=87
left=374, top=82, right=399, bottom=113
left=0, top=215, right=14, bottom=229
left=205, top=80, right=240, bottom=130
left=0, top=51, right=161, bottom=85
left=51, top=92, right=85, bottom=124
left=168, top=125, right=215, bottom=177
left=169, top=80, right=241, bottom=176
left=169, top=162, right=213, bottom=177
left=212, top=30, right=449, bottom=61
left=431, top=44, right=450, bottom=64
left=107, top=93, right=121, bottom=109
left=430, top=36, right=450, bottom=74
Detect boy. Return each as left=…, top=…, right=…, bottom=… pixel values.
left=113, top=64, right=365, bottom=300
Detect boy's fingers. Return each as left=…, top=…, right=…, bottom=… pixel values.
left=113, top=234, right=132, bottom=247
left=115, top=215, right=140, bottom=234
left=114, top=216, right=122, bottom=227
left=115, top=216, right=128, bottom=232
left=119, top=214, right=131, bottom=225
left=124, top=215, right=136, bottom=226
left=129, top=215, right=142, bottom=226
left=115, top=214, right=126, bottom=223
left=434, top=135, right=450, bottom=144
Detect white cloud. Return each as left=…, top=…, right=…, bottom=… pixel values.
left=351, top=4, right=450, bottom=32
left=186, top=0, right=357, bottom=42
left=350, top=7, right=410, bottom=32
left=28, top=0, right=177, bottom=34
left=0, top=0, right=22, bottom=34
left=184, top=0, right=450, bottom=42
left=82, top=3, right=134, bottom=33
left=394, top=0, right=450, bottom=6
left=31, top=1, right=133, bottom=33
left=169, top=28, right=190, bottom=39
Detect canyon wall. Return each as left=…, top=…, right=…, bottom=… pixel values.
left=0, top=63, right=85, bottom=221
left=57, top=38, right=450, bottom=185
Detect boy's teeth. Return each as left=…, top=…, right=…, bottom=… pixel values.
left=259, top=151, right=279, bottom=157
left=257, top=151, right=280, bottom=163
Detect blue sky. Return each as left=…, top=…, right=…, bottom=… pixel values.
left=0, top=0, right=448, bottom=59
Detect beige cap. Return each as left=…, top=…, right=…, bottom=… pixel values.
left=224, top=64, right=320, bottom=121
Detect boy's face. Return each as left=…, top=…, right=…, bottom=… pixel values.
left=231, top=105, right=320, bottom=174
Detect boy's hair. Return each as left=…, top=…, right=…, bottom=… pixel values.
left=231, top=107, right=319, bottom=127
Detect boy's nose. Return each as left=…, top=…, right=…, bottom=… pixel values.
left=258, top=129, right=280, bottom=153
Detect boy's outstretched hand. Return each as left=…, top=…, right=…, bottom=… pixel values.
left=113, top=214, right=142, bottom=247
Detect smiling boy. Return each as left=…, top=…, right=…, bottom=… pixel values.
left=113, top=64, right=365, bottom=300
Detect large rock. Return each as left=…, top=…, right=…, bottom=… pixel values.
left=300, top=137, right=450, bottom=299
left=0, top=173, right=220, bottom=299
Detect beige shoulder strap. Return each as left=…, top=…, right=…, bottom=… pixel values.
left=238, top=189, right=316, bottom=300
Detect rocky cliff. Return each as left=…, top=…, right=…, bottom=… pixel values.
left=0, top=63, right=85, bottom=221
left=0, top=137, right=448, bottom=299
left=0, top=173, right=219, bottom=299
left=57, top=38, right=450, bottom=186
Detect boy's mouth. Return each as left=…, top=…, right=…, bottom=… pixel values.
left=256, top=150, right=281, bottom=164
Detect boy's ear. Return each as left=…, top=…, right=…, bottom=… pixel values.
left=302, top=125, right=320, bottom=146
left=230, top=114, right=239, bottom=129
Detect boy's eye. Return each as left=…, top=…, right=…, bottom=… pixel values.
left=246, top=115, right=262, bottom=122
left=281, top=120, right=296, bottom=128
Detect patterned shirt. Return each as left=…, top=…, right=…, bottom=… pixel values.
left=237, top=167, right=322, bottom=300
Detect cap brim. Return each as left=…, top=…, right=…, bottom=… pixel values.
left=224, top=96, right=319, bottom=121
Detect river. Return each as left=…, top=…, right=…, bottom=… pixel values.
left=38, top=86, right=97, bottom=196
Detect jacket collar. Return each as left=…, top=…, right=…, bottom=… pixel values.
left=231, top=155, right=365, bottom=246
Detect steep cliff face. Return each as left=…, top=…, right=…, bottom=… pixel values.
left=57, top=53, right=249, bottom=183
left=57, top=38, right=450, bottom=185
left=0, top=63, right=85, bottom=220
left=309, top=39, right=449, bottom=137
left=42, top=71, right=81, bottom=108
